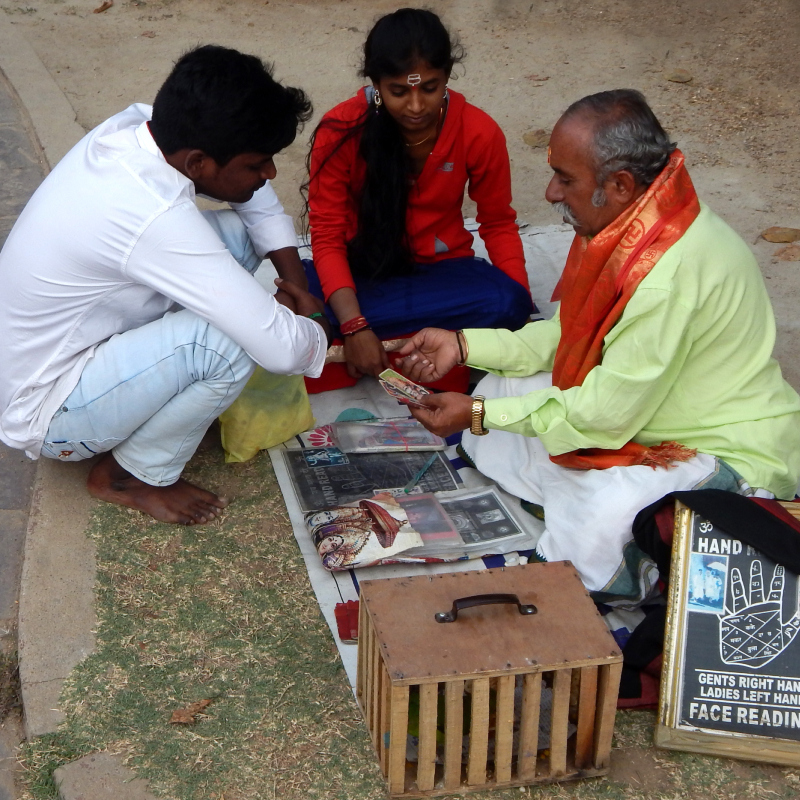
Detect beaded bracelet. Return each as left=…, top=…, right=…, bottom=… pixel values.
left=340, top=315, right=371, bottom=336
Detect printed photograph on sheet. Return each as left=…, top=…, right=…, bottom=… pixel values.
left=301, top=447, right=349, bottom=468
left=437, top=488, right=523, bottom=545
left=687, top=553, right=729, bottom=614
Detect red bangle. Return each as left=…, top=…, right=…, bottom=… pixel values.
left=340, top=315, right=370, bottom=336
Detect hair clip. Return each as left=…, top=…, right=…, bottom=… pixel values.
left=407, top=73, right=421, bottom=86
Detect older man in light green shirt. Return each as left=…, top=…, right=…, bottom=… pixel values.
left=396, top=90, right=800, bottom=603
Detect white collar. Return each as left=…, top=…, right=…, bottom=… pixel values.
left=135, top=119, right=165, bottom=161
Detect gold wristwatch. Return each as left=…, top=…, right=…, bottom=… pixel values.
left=470, top=395, right=488, bottom=436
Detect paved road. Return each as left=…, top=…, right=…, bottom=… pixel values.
left=0, top=66, right=45, bottom=800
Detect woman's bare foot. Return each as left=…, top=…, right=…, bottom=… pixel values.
left=87, top=452, right=228, bottom=525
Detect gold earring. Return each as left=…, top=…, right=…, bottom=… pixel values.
left=374, top=89, right=382, bottom=108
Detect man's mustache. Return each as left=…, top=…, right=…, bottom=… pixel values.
left=551, top=201, right=580, bottom=227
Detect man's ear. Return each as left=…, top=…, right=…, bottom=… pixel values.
left=605, top=169, right=639, bottom=205
left=182, top=149, right=214, bottom=183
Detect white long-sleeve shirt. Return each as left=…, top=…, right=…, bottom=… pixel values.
left=0, top=103, right=326, bottom=457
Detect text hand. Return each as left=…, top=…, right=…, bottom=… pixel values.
left=409, top=392, right=473, bottom=438
left=720, top=561, right=800, bottom=668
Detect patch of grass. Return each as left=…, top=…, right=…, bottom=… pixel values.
left=19, top=444, right=386, bottom=800
left=16, top=441, right=799, bottom=799
left=0, top=648, right=22, bottom=719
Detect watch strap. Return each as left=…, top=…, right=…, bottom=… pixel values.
left=470, top=395, right=488, bottom=436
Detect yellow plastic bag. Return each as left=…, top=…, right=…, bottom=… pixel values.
left=219, top=366, right=314, bottom=463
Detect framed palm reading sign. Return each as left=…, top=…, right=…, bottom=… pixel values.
left=656, top=500, right=800, bottom=765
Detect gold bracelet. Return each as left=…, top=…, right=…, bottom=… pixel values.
left=456, top=330, right=469, bottom=366
left=470, top=395, right=488, bottom=436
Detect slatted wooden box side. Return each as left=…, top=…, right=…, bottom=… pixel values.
left=356, top=563, right=623, bottom=797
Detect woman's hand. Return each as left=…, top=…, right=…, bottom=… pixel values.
left=343, top=328, right=390, bottom=378
left=394, top=328, right=461, bottom=383
left=409, top=392, right=473, bottom=438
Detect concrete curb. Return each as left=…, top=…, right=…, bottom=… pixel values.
left=0, top=10, right=85, bottom=170
left=17, top=460, right=96, bottom=739
left=0, top=9, right=159, bottom=799
left=0, top=9, right=98, bottom=740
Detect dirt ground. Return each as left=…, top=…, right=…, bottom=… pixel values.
left=3, top=0, right=798, bottom=385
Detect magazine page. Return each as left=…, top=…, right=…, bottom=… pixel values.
left=283, top=449, right=461, bottom=512
left=332, top=419, right=446, bottom=453
left=398, top=487, right=536, bottom=558
left=305, top=493, right=424, bottom=571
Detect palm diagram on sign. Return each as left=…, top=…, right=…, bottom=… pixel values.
left=719, top=561, right=800, bottom=669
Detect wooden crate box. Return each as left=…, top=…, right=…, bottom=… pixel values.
left=357, top=562, right=623, bottom=797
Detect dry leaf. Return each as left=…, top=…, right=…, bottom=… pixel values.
left=664, top=69, right=692, bottom=83
left=774, top=244, right=800, bottom=262
left=522, top=129, right=550, bottom=148
left=93, top=0, right=113, bottom=13
left=525, top=74, right=550, bottom=82
left=168, top=698, right=212, bottom=725
left=761, top=226, right=800, bottom=243
left=141, top=30, right=156, bottom=38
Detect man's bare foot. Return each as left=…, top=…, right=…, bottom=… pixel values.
left=87, top=452, right=228, bottom=525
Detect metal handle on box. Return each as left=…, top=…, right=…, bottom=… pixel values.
left=434, top=593, right=537, bottom=623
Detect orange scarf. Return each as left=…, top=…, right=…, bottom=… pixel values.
left=550, top=150, right=701, bottom=470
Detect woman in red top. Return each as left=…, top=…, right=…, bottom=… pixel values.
left=306, top=8, right=534, bottom=380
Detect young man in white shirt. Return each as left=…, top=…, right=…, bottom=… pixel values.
left=0, top=45, right=331, bottom=525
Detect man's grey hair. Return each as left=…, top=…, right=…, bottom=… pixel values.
left=563, top=89, right=677, bottom=206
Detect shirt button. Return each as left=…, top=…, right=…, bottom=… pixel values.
left=500, top=414, right=508, bottom=422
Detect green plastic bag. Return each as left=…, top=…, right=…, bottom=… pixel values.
left=219, top=366, right=314, bottom=463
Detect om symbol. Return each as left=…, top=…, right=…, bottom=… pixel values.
left=698, top=521, right=714, bottom=534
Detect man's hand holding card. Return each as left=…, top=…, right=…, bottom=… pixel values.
left=378, top=369, right=473, bottom=438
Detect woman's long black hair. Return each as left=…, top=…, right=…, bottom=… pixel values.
left=306, top=8, right=464, bottom=283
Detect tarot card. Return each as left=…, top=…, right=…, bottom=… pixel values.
left=378, top=368, right=431, bottom=408
left=378, top=380, right=429, bottom=409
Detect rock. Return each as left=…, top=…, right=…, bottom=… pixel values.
left=761, top=226, right=800, bottom=243
left=774, top=244, right=800, bottom=262
left=523, top=129, right=550, bottom=148
left=664, top=69, right=693, bottom=83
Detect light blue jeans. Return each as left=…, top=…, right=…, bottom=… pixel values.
left=41, top=210, right=260, bottom=486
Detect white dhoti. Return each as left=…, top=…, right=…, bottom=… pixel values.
left=462, top=372, right=719, bottom=604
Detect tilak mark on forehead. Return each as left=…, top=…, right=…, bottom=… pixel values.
left=407, top=73, right=421, bottom=87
